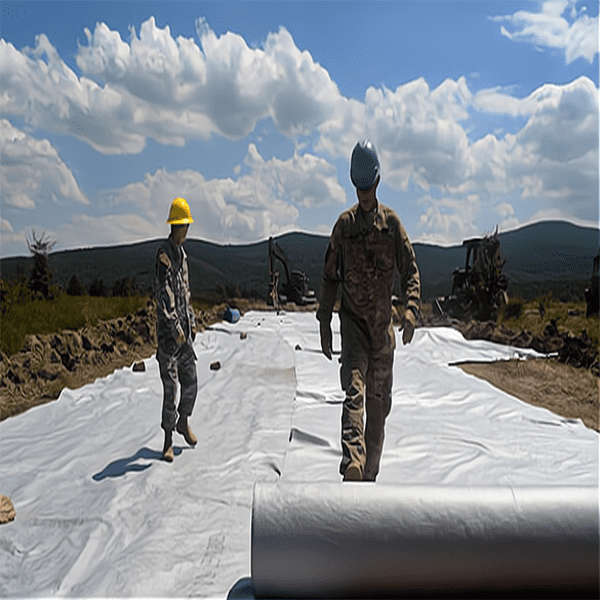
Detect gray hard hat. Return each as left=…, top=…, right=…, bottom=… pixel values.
left=350, top=140, right=380, bottom=190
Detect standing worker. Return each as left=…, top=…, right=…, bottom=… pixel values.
left=155, top=197, right=198, bottom=462
left=317, top=141, right=421, bottom=482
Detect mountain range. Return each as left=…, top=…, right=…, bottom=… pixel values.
left=1, top=221, right=598, bottom=302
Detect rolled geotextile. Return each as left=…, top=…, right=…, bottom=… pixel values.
left=251, top=483, right=599, bottom=598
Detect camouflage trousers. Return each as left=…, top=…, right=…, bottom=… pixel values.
left=156, top=341, right=198, bottom=432
left=339, top=312, right=394, bottom=482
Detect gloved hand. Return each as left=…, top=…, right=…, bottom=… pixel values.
left=176, top=329, right=186, bottom=346
left=402, top=309, right=417, bottom=345
left=319, top=320, right=333, bottom=360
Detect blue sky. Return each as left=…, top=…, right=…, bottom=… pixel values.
left=1, top=0, right=598, bottom=257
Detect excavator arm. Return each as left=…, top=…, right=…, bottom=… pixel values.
left=268, top=237, right=316, bottom=307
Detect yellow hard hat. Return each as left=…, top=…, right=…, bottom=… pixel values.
left=167, top=197, right=193, bottom=225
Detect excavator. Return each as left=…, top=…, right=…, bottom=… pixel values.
left=268, top=237, right=316, bottom=309
left=434, top=230, right=508, bottom=322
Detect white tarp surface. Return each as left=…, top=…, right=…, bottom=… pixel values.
left=0, top=311, right=598, bottom=598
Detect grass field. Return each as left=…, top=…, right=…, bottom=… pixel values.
left=497, top=295, right=599, bottom=346
left=1, top=293, right=148, bottom=358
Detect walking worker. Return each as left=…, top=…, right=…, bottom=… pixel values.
left=317, top=140, right=421, bottom=482
left=155, top=197, right=198, bottom=462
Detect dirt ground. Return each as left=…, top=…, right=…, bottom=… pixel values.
left=457, top=358, right=599, bottom=432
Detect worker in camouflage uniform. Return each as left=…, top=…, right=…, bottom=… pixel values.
left=155, top=197, right=198, bottom=462
left=317, top=141, right=421, bottom=482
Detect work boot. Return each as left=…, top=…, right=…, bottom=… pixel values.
left=176, top=415, right=197, bottom=446
left=343, top=464, right=362, bottom=481
left=163, top=430, right=174, bottom=462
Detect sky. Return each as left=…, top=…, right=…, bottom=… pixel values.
left=0, top=0, right=598, bottom=258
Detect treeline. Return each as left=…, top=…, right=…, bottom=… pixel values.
left=1, top=231, right=146, bottom=317
left=1, top=270, right=145, bottom=315
left=0, top=232, right=151, bottom=357
left=68, top=274, right=143, bottom=298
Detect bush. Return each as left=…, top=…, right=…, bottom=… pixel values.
left=89, top=278, right=109, bottom=297
left=1, top=277, right=35, bottom=315
left=67, top=274, right=87, bottom=296
left=503, top=298, right=523, bottom=320
left=112, top=276, right=138, bottom=297
left=1, top=293, right=148, bottom=357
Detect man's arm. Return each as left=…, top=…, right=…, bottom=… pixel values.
left=156, top=249, right=186, bottom=345
left=395, top=220, right=421, bottom=344
left=316, top=221, right=342, bottom=359
left=181, top=250, right=196, bottom=341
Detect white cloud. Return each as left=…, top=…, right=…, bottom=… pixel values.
left=56, top=213, right=160, bottom=249
left=0, top=17, right=343, bottom=155
left=100, top=145, right=344, bottom=244
left=0, top=119, right=89, bottom=208
left=504, top=78, right=598, bottom=219
left=242, top=143, right=346, bottom=208
left=372, top=75, right=598, bottom=243
left=467, top=76, right=598, bottom=214
left=103, top=166, right=299, bottom=244
left=0, top=37, right=149, bottom=154
left=491, top=0, right=598, bottom=64
left=417, top=194, right=481, bottom=244
left=317, top=77, right=473, bottom=193
left=493, top=202, right=520, bottom=232
left=513, top=77, right=598, bottom=161
left=0, top=218, right=28, bottom=255
left=0, top=17, right=596, bottom=251
left=73, top=57, right=591, bottom=246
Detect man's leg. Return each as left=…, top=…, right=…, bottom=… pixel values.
left=157, top=348, right=178, bottom=461
left=176, top=342, right=198, bottom=446
left=363, top=346, right=394, bottom=482
left=158, top=349, right=179, bottom=432
left=340, top=368, right=366, bottom=479
left=339, top=313, right=369, bottom=480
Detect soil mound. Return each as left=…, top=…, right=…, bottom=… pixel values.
left=0, top=300, right=227, bottom=421
left=459, top=319, right=599, bottom=376
left=425, top=314, right=599, bottom=376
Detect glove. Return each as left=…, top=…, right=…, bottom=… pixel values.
left=319, top=320, right=333, bottom=360
left=176, top=328, right=186, bottom=346
left=402, top=309, right=417, bottom=345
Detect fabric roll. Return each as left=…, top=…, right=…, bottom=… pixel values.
left=251, top=483, right=599, bottom=598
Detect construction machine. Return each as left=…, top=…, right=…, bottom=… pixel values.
left=434, top=231, right=508, bottom=322
left=584, top=252, right=599, bottom=317
left=268, top=237, right=316, bottom=309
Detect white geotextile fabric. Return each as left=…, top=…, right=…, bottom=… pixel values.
left=0, top=311, right=598, bottom=598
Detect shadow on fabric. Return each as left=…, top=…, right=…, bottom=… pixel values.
left=92, top=446, right=184, bottom=481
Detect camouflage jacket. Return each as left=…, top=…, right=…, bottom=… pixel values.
left=316, top=202, right=421, bottom=350
left=155, top=237, right=196, bottom=354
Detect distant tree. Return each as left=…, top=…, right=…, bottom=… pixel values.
left=0, top=279, right=8, bottom=315
left=89, top=278, right=109, bottom=297
left=27, top=230, right=56, bottom=300
left=67, top=274, right=86, bottom=296
left=112, top=275, right=136, bottom=297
